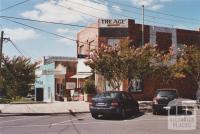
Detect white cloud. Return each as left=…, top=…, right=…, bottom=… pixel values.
left=58, top=37, right=75, bottom=45
left=3, top=28, right=38, bottom=42
left=151, top=4, right=163, bottom=10
left=56, top=28, right=69, bottom=34
left=131, top=0, right=173, bottom=10
left=112, top=5, right=122, bottom=12
left=21, top=0, right=109, bottom=23
left=56, top=27, right=80, bottom=34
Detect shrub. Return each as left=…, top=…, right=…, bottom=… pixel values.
left=83, top=79, right=96, bottom=94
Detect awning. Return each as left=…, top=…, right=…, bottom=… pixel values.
left=70, top=73, right=93, bottom=79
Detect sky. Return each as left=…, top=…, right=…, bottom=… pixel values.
left=0, top=0, right=200, bottom=62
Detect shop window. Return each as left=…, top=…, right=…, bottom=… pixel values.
left=128, top=79, right=143, bottom=93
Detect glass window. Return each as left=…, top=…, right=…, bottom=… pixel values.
left=128, top=79, right=143, bottom=93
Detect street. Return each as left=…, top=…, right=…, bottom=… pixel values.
left=0, top=111, right=200, bottom=134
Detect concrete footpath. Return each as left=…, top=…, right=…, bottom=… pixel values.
left=0, top=101, right=89, bottom=115
left=0, top=101, right=152, bottom=115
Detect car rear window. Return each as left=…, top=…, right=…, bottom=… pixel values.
left=95, top=92, right=119, bottom=98
left=155, top=90, right=177, bottom=97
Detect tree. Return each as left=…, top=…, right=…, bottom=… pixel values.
left=86, top=39, right=188, bottom=91
left=86, top=40, right=128, bottom=90
left=0, top=56, right=38, bottom=99
left=182, top=45, right=200, bottom=97
left=150, top=47, right=187, bottom=86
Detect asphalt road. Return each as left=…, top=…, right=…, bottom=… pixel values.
left=0, top=111, right=200, bottom=134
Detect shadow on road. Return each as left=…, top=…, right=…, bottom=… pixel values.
left=95, top=112, right=144, bottom=121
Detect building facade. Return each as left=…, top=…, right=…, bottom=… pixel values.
left=35, top=56, right=77, bottom=102
left=77, top=19, right=200, bottom=100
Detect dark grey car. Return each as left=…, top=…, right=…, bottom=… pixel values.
left=152, top=89, right=178, bottom=115
left=89, top=91, right=139, bottom=119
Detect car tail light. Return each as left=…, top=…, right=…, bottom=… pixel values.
left=111, top=100, right=119, bottom=107
left=153, top=97, right=158, bottom=104
left=89, top=101, right=94, bottom=107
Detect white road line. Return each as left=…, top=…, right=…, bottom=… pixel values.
left=0, top=114, right=92, bottom=129
left=0, top=116, right=45, bottom=124
left=0, top=114, right=199, bottom=129
left=51, top=115, right=91, bottom=125
left=0, top=117, right=168, bottom=128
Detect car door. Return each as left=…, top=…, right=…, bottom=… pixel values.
left=121, top=93, right=132, bottom=113
left=125, top=93, right=136, bottom=113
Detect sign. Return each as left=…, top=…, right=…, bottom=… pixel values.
left=66, top=82, right=76, bottom=89
left=42, top=69, right=61, bottom=75
left=35, top=80, right=43, bottom=85
left=168, top=100, right=197, bottom=130
left=99, top=19, right=128, bottom=28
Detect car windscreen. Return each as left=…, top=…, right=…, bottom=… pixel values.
left=156, top=90, right=177, bottom=97
left=95, top=92, right=119, bottom=98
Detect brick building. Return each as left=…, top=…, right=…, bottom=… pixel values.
left=77, top=19, right=200, bottom=100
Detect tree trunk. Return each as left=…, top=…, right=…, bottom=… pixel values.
left=196, top=81, right=200, bottom=99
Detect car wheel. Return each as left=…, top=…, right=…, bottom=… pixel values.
left=120, top=108, right=126, bottom=119
left=91, top=113, right=98, bottom=119
left=132, top=107, right=139, bottom=115
left=152, top=109, right=157, bottom=115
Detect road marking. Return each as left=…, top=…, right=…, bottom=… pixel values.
left=0, top=116, right=45, bottom=124
left=51, top=115, right=91, bottom=125
left=0, top=114, right=199, bottom=129
left=0, top=114, right=92, bottom=129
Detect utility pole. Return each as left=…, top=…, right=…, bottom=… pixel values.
left=141, top=5, right=144, bottom=46
left=0, top=31, right=4, bottom=72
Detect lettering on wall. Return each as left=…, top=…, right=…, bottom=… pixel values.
left=99, top=19, right=128, bottom=28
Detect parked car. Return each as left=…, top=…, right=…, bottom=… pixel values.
left=24, top=94, right=35, bottom=101
left=89, top=91, right=139, bottom=119
left=152, top=89, right=179, bottom=115
left=72, top=92, right=79, bottom=101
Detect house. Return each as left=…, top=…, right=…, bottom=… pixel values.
left=35, top=56, right=77, bottom=102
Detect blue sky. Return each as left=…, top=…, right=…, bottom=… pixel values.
left=0, top=0, right=200, bottom=62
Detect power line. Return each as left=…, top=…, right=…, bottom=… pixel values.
left=64, top=0, right=131, bottom=18
left=1, top=17, right=88, bottom=45
left=90, top=0, right=199, bottom=27
left=0, top=0, right=30, bottom=12
left=2, top=16, right=198, bottom=45
left=99, top=0, right=200, bottom=22
left=8, top=39, right=25, bottom=57
left=56, top=3, right=101, bottom=19
left=7, top=39, right=38, bottom=61
left=59, top=0, right=194, bottom=28
left=57, top=1, right=175, bottom=27
left=0, top=3, right=195, bottom=30
left=0, top=15, right=98, bottom=29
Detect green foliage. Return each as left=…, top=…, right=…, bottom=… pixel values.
left=83, top=79, right=96, bottom=94
left=182, top=45, right=200, bottom=83
left=86, top=39, right=188, bottom=89
left=0, top=56, right=38, bottom=99
left=0, top=98, right=11, bottom=104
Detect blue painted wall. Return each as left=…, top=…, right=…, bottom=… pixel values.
left=35, top=63, right=55, bottom=102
